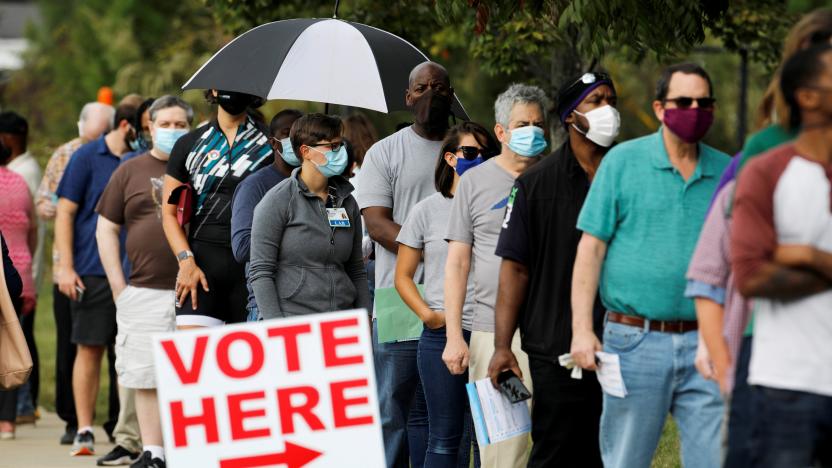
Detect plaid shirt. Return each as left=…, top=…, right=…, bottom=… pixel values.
left=685, top=180, right=750, bottom=393
left=36, top=137, right=85, bottom=283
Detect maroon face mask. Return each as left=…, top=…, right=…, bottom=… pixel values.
left=663, top=108, right=714, bottom=143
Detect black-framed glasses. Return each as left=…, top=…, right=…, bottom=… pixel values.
left=564, top=72, right=612, bottom=94
left=309, top=141, right=344, bottom=152
left=456, top=146, right=482, bottom=160
left=664, top=97, right=716, bottom=109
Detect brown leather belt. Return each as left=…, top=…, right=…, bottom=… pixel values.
left=607, top=311, right=698, bottom=334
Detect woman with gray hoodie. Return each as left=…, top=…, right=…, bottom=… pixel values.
left=249, top=114, right=369, bottom=319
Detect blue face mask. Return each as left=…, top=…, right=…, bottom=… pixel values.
left=455, top=155, right=484, bottom=176
left=154, top=128, right=188, bottom=155
left=279, top=137, right=302, bottom=166
left=507, top=125, right=547, bottom=157
left=129, top=135, right=149, bottom=152
left=311, top=145, right=348, bottom=178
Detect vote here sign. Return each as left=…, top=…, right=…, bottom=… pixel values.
left=153, top=309, right=385, bottom=468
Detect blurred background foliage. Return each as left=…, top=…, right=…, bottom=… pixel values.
left=2, top=0, right=829, bottom=164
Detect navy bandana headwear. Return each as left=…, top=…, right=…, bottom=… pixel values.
left=557, top=72, right=615, bottom=125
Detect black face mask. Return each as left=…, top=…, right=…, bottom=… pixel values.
left=411, top=89, right=452, bottom=133
left=216, top=90, right=262, bottom=116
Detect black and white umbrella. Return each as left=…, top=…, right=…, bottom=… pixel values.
left=183, top=18, right=469, bottom=119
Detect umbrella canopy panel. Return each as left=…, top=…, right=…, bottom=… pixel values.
left=183, top=18, right=469, bottom=119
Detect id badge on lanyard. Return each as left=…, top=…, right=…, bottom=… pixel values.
left=326, top=207, right=350, bottom=227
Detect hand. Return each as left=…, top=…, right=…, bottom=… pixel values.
left=570, top=329, right=601, bottom=370
left=694, top=339, right=715, bottom=380
left=57, top=266, right=85, bottom=301
left=422, top=310, right=446, bottom=329
left=36, top=200, right=56, bottom=219
left=176, top=258, right=209, bottom=310
left=488, top=347, right=521, bottom=389
left=773, top=244, right=816, bottom=267
left=442, top=334, right=469, bottom=375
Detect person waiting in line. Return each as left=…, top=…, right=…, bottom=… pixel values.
left=96, top=95, right=194, bottom=468
left=395, top=121, right=497, bottom=468
left=162, top=90, right=273, bottom=328
left=231, top=108, right=304, bottom=322
left=686, top=9, right=832, bottom=467
left=0, top=140, right=36, bottom=440
left=487, top=72, right=619, bottom=468
left=249, top=113, right=369, bottom=319
left=443, top=83, right=549, bottom=468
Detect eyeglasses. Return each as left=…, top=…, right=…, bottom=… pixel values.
left=664, top=97, right=716, bottom=109
left=565, top=72, right=612, bottom=93
left=308, top=141, right=344, bottom=152
left=456, top=146, right=482, bottom=160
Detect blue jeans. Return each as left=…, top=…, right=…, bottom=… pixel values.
left=246, top=304, right=261, bottom=322
left=750, top=385, right=832, bottom=467
left=373, top=319, right=426, bottom=468
left=725, top=335, right=753, bottom=467
left=600, top=321, right=723, bottom=468
left=417, top=326, right=476, bottom=468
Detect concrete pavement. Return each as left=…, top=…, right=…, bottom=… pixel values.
left=0, top=410, right=117, bottom=468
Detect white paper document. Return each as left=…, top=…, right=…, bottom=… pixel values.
left=595, top=351, right=628, bottom=398
left=466, top=378, right=531, bottom=446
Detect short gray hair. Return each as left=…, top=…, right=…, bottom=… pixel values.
left=148, top=95, right=194, bottom=124
left=79, top=102, right=114, bottom=129
left=494, top=83, right=550, bottom=127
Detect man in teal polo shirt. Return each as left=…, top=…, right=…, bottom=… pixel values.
left=570, top=63, right=730, bottom=468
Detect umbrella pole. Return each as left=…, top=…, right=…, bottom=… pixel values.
left=333, top=0, right=340, bottom=18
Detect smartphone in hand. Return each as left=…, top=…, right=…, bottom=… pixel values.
left=75, top=285, right=84, bottom=303
left=497, top=370, right=531, bottom=403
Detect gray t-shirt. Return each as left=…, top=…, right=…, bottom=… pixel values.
left=397, top=192, right=475, bottom=331
left=446, top=159, right=516, bottom=332
left=356, top=126, right=442, bottom=315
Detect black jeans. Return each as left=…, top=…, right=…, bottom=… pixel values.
left=725, top=335, right=753, bottom=467
left=53, top=284, right=76, bottom=428
left=750, top=385, right=832, bottom=467
left=19, top=305, right=39, bottom=411
left=527, top=357, right=603, bottom=468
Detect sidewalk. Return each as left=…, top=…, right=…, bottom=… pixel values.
left=0, top=410, right=116, bottom=468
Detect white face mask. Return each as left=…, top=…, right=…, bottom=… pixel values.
left=572, top=105, right=620, bottom=147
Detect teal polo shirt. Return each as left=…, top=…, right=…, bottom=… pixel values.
left=577, top=128, right=730, bottom=321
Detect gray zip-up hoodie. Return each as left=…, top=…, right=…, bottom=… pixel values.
left=249, top=168, right=370, bottom=319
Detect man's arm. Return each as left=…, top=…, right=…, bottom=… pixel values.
left=96, top=216, right=127, bottom=300
left=362, top=206, right=400, bottom=254
left=230, top=183, right=255, bottom=264
left=55, top=198, right=84, bottom=300
left=570, top=233, right=607, bottom=370
left=488, top=259, right=528, bottom=386
left=736, top=262, right=831, bottom=299
left=442, top=241, right=472, bottom=375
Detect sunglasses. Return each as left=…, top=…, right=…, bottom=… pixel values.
left=664, top=97, right=716, bottom=109
left=456, top=146, right=483, bottom=160
left=308, top=141, right=344, bottom=152
left=564, top=72, right=612, bottom=94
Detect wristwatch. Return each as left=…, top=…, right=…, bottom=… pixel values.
left=177, top=250, right=194, bottom=262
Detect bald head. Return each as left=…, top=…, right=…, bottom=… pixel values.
left=78, top=102, right=115, bottom=141
left=408, top=62, right=450, bottom=89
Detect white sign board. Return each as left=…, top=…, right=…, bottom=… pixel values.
left=153, top=309, right=385, bottom=468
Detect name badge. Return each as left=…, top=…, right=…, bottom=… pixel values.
left=326, top=208, right=351, bottom=227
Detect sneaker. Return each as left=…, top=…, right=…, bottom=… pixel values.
left=130, top=452, right=166, bottom=468
left=60, top=426, right=77, bottom=445
left=0, top=431, right=14, bottom=440
left=97, top=445, right=140, bottom=466
left=70, top=430, right=95, bottom=456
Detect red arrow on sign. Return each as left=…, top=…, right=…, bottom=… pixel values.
left=219, top=442, right=323, bottom=468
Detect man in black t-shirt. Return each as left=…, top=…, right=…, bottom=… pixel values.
left=487, top=72, right=619, bottom=468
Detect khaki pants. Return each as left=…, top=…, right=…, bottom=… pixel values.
left=469, top=330, right=532, bottom=468
left=113, top=385, right=141, bottom=453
